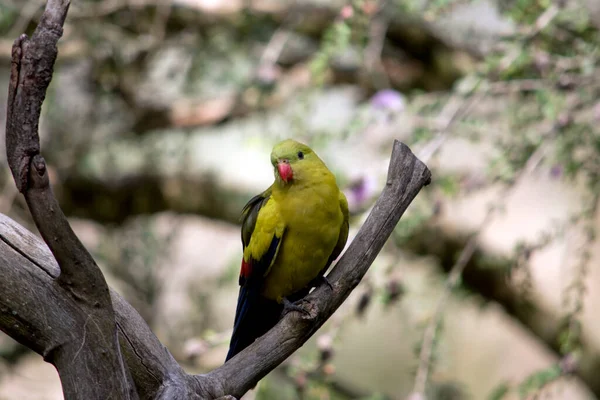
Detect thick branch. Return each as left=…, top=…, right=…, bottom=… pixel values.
left=201, top=141, right=431, bottom=398
left=0, top=214, right=183, bottom=399
left=4, top=0, right=135, bottom=398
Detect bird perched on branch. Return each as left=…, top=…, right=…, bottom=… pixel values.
left=226, top=139, right=349, bottom=361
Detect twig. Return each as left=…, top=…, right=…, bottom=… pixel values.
left=410, top=135, right=554, bottom=398
left=258, top=28, right=292, bottom=68
left=497, top=5, right=560, bottom=74
left=559, top=191, right=599, bottom=356
left=417, top=91, right=481, bottom=163
left=256, top=1, right=305, bottom=78
left=531, top=5, right=560, bottom=37
left=364, top=1, right=390, bottom=89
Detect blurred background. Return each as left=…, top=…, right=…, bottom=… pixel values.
left=0, top=0, right=599, bottom=399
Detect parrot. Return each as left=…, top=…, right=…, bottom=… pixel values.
left=225, top=139, right=349, bottom=362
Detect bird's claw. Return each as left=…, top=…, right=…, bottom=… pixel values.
left=282, top=297, right=310, bottom=317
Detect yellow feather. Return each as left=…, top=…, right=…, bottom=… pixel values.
left=243, top=197, right=284, bottom=265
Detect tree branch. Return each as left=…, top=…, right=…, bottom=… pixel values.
left=0, top=213, right=184, bottom=399
left=4, top=0, right=135, bottom=398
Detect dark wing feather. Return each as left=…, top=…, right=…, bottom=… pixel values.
left=240, top=192, right=267, bottom=248
left=237, top=186, right=281, bottom=285
left=227, top=186, right=284, bottom=361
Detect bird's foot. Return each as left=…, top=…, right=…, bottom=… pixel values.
left=282, top=297, right=311, bottom=317
left=309, top=275, right=334, bottom=291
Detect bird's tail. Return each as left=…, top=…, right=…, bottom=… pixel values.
left=226, top=286, right=283, bottom=361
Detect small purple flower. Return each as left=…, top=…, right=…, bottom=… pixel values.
left=559, top=352, right=579, bottom=374
left=550, top=164, right=563, bottom=179
left=370, top=89, right=405, bottom=113
left=345, top=175, right=377, bottom=211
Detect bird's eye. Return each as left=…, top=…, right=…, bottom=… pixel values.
left=297, top=151, right=304, bottom=160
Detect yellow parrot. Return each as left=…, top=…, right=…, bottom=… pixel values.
left=226, top=139, right=349, bottom=361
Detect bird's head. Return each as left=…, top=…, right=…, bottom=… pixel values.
left=270, top=139, right=316, bottom=184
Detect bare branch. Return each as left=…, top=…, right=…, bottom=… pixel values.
left=0, top=213, right=185, bottom=399
left=364, top=1, right=391, bottom=89
left=4, top=0, right=136, bottom=398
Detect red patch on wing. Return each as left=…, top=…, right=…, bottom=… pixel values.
left=240, top=259, right=252, bottom=278
left=277, top=162, right=293, bottom=183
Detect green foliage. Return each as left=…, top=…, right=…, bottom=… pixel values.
left=395, top=0, right=600, bottom=397
left=517, top=365, right=561, bottom=397
left=392, top=196, right=434, bottom=245
left=310, top=20, right=352, bottom=85
left=0, top=4, right=18, bottom=34
left=436, top=175, right=460, bottom=197
left=555, top=121, right=600, bottom=184
left=413, top=126, right=436, bottom=144
left=487, top=382, right=510, bottom=400
left=535, top=89, right=565, bottom=120
left=558, top=322, right=582, bottom=355
left=499, top=51, right=535, bottom=80
left=357, top=393, right=389, bottom=400
left=505, top=0, right=551, bottom=24
left=256, top=377, right=299, bottom=400
left=394, top=0, right=463, bottom=18
left=393, top=0, right=425, bottom=15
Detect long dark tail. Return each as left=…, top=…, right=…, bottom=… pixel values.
left=226, top=286, right=282, bottom=361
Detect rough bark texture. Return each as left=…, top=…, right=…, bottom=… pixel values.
left=4, top=0, right=135, bottom=398
left=1, top=0, right=431, bottom=399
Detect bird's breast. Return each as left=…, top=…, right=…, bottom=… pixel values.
left=262, top=184, right=343, bottom=302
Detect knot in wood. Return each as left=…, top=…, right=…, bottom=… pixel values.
left=33, top=155, right=46, bottom=176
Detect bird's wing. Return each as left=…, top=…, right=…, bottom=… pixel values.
left=226, top=187, right=285, bottom=361
left=238, top=186, right=285, bottom=286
